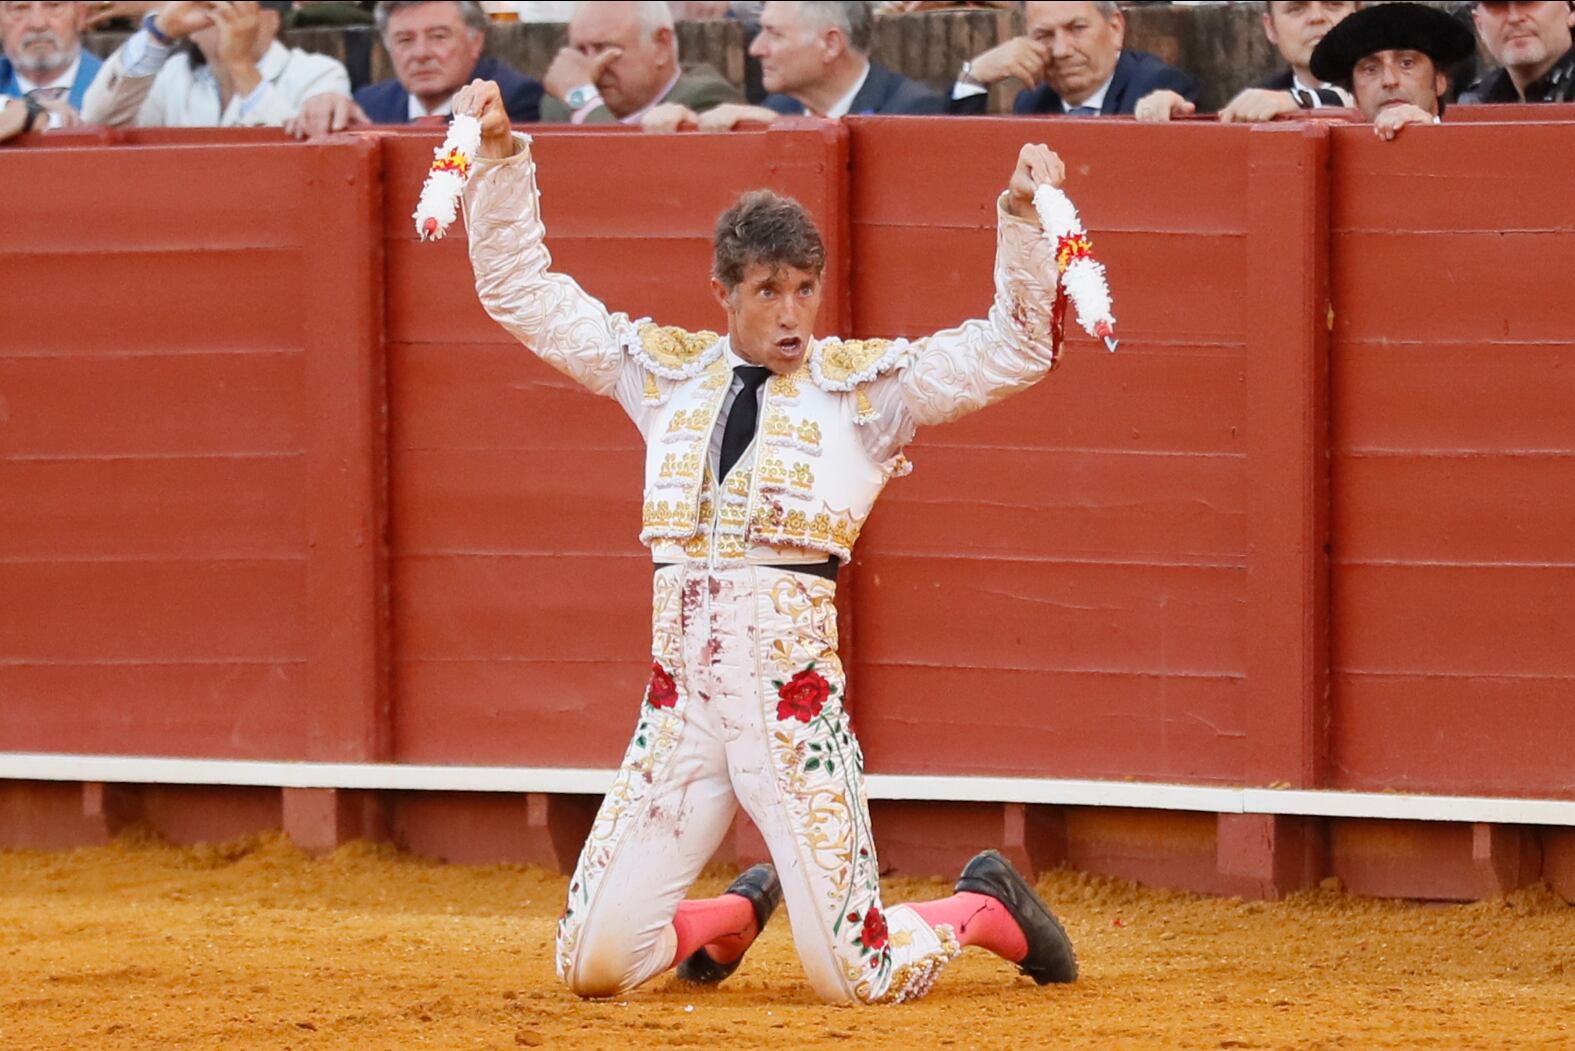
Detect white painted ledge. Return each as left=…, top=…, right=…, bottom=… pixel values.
left=2, top=753, right=1573, bottom=827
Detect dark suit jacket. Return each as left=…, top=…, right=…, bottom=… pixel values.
left=762, top=61, right=944, bottom=116
left=949, top=48, right=1195, bottom=116
left=1254, top=67, right=1346, bottom=106
left=539, top=63, right=741, bottom=123
left=354, top=56, right=541, bottom=124
left=0, top=50, right=102, bottom=111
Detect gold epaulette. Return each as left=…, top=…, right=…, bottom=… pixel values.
left=807, top=337, right=909, bottom=424
left=627, top=322, right=723, bottom=404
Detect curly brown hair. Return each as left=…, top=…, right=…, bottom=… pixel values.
left=712, top=190, right=826, bottom=293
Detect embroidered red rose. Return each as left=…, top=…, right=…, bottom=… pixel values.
left=776, top=668, right=831, bottom=722
left=647, top=662, right=678, bottom=709
left=860, top=906, right=888, bottom=951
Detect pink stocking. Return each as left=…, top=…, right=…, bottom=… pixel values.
left=670, top=893, right=759, bottom=968
left=908, top=891, right=1028, bottom=962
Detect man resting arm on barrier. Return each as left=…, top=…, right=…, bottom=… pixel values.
left=455, top=76, right=1083, bottom=1005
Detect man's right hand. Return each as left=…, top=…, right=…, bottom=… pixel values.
left=641, top=102, right=699, bottom=134
left=963, top=36, right=1051, bottom=89
left=695, top=103, right=778, bottom=132
left=1133, top=88, right=1195, bottom=123
left=452, top=79, right=515, bottom=158
left=1218, top=88, right=1300, bottom=124
left=284, top=93, right=371, bottom=139
left=153, top=0, right=218, bottom=40
left=542, top=46, right=620, bottom=105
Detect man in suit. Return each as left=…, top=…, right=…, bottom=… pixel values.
left=678, top=0, right=941, bottom=132
left=1137, top=1, right=1359, bottom=124
left=540, top=0, right=741, bottom=126
left=0, top=0, right=104, bottom=126
left=286, top=0, right=540, bottom=139
left=950, top=0, right=1195, bottom=116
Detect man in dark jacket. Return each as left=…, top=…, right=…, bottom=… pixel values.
left=1138, top=1, right=1359, bottom=123
left=287, top=0, right=540, bottom=139
left=693, top=1, right=940, bottom=131
left=949, top=0, right=1195, bottom=116
left=1460, top=0, right=1575, bottom=104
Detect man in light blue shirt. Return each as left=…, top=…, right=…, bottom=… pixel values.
left=82, top=0, right=348, bottom=128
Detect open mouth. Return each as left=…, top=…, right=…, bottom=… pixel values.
left=775, top=336, right=804, bottom=358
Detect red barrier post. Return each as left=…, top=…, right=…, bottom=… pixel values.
left=1223, top=123, right=1333, bottom=898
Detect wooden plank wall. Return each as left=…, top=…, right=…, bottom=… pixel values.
left=1326, top=121, right=1575, bottom=800
left=847, top=117, right=1252, bottom=784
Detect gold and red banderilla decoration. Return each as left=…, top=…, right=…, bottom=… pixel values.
left=412, top=113, right=485, bottom=243
left=1034, top=186, right=1119, bottom=352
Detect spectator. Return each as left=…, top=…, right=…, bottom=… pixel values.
left=82, top=0, right=349, bottom=127
left=542, top=0, right=740, bottom=126
left=951, top=0, right=1196, bottom=116
left=1460, top=0, right=1574, bottom=103
left=691, top=0, right=941, bottom=130
left=1137, top=1, right=1359, bottom=123
left=287, top=1, right=541, bottom=138
left=1308, top=0, right=1476, bottom=139
left=0, top=88, right=49, bottom=140
left=1, top=0, right=104, bottom=126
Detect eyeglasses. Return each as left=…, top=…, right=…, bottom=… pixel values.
left=25, top=85, right=69, bottom=103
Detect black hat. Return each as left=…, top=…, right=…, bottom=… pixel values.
left=1308, top=2, right=1477, bottom=85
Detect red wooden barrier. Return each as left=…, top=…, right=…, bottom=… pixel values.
left=3, top=117, right=1573, bottom=900
left=848, top=118, right=1252, bottom=786
left=1327, top=121, right=1575, bottom=801
left=0, top=137, right=382, bottom=765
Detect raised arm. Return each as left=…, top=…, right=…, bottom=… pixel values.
left=859, top=144, right=1066, bottom=459
left=457, top=80, right=645, bottom=410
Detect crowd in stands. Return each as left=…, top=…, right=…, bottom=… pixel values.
left=3, top=1, right=1574, bottom=145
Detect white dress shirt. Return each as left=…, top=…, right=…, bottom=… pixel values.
left=82, top=30, right=350, bottom=127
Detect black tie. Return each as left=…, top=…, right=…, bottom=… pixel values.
left=717, top=365, right=772, bottom=483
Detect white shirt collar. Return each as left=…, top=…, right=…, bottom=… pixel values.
left=1292, top=73, right=1353, bottom=105
left=408, top=90, right=454, bottom=120
left=1062, top=58, right=1116, bottom=113
left=621, top=66, right=684, bottom=124
left=13, top=52, right=80, bottom=96
left=822, top=60, right=871, bottom=119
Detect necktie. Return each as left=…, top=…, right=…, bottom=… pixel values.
left=717, top=365, right=772, bottom=484
left=1067, top=105, right=1098, bottom=117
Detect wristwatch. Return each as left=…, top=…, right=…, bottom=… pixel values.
left=142, top=10, right=174, bottom=45
left=564, top=84, right=600, bottom=110
left=958, top=61, right=986, bottom=89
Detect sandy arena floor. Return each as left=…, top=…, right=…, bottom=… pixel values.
left=1, top=832, right=1571, bottom=1050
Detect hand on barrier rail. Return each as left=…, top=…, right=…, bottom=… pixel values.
left=285, top=93, right=372, bottom=140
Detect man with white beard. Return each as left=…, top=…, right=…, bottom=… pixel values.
left=0, top=0, right=103, bottom=127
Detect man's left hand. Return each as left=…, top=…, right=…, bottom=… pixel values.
left=1373, top=103, right=1434, bottom=141
left=1006, top=143, right=1065, bottom=222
